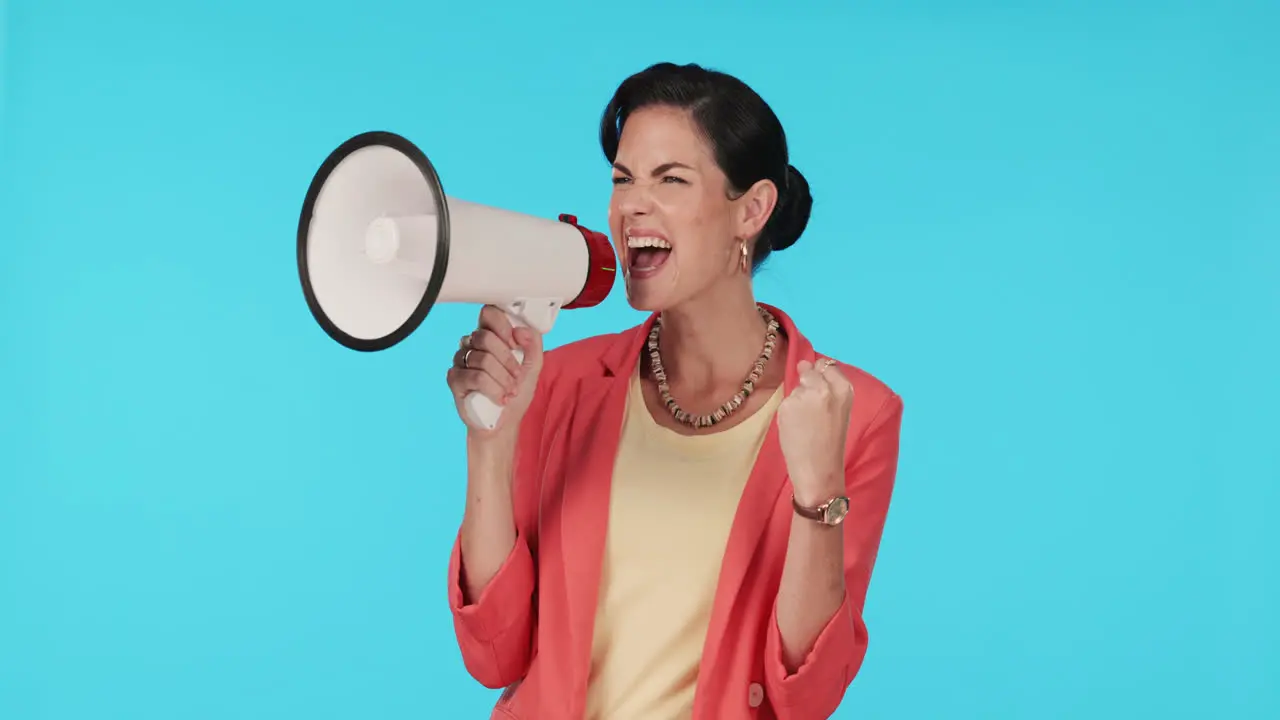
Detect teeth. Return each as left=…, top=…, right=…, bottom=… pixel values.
left=626, top=235, right=672, bottom=250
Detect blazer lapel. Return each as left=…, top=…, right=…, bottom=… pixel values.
left=554, top=319, right=651, bottom=711
left=694, top=304, right=818, bottom=710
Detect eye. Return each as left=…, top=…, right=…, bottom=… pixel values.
left=661, top=175, right=688, bottom=184
left=611, top=176, right=632, bottom=185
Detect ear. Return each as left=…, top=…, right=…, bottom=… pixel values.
left=733, top=178, right=779, bottom=243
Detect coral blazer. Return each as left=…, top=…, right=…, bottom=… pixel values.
left=447, top=304, right=904, bottom=720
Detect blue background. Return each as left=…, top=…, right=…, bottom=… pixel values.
left=2, top=1, right=1277, bottom=718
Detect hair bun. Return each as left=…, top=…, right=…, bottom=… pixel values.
left=769, top=165, right=812, bottom=252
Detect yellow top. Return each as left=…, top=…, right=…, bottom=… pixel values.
left=584, top=367, right=784, bottom=720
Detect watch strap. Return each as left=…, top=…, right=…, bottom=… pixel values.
left=791, top=496, right=827, bottom=521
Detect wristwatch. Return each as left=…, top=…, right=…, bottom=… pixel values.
left=792, top=495, right=851, bottom=526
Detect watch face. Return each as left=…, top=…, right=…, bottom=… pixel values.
left=824, top=497, right=851, bottom=525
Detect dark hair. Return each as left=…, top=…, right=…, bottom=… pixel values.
left=599, top=62, right=813, bottom=272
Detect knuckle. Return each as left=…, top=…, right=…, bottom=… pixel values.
left=479, top=306, right=501, bottom=327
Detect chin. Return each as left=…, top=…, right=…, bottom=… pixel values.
left=622, top=267, right=684, bottom=314
left=624, top=288, right=668, bottom=314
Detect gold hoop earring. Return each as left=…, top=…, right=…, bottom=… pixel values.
left=739, top=240, right=750, bottom=274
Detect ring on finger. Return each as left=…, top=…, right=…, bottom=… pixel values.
left=462, top=348, right=475, bottom=369
left=818, top=358, right=836, bottom=372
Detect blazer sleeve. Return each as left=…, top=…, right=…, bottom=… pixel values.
left=763, top=391, right=904, bottom=719
left=446, top=374, right=554, bottom=690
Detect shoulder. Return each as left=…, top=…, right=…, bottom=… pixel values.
left=823, top=357, right=904, bottom=449
left=770, top=303, right=902, bottom=418
left=806, top=352, right=905, bottom=480
left=544, top=330, right=627, bottom=367
left=539, top=329, right=630, bottom=378
left=800, top=330, right=903, bottom=431
left=516, top=327, right=636, bottom=439
left=830, top=358, right=901, bottom=414
left=530, top=325, right=639, bottom=397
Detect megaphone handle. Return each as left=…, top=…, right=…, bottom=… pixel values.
left=461, top=313, right=529, bottom=432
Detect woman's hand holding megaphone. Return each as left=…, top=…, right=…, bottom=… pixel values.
left=450, top=305, right=544, bottom=607
left=448, top=304, right=545, bottom=439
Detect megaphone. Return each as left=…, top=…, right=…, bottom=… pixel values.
left=297, top=130, right=617, bottom=431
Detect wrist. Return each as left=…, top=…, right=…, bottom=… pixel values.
left=791, top=467, right=844, bottom=508
left=467, top=430, right=518, bottom=470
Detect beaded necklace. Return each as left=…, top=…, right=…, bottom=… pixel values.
left=646, top=305, right=781, bottom=429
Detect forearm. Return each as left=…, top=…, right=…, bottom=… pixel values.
left=458, top=431, right=519, bottom=604
left=775, top=468, right=847, bottom=674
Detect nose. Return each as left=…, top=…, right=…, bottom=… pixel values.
left=613, top=183, right=654, bottom=217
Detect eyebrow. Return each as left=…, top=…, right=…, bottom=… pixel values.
left=612, top=161, right=696, bottom=176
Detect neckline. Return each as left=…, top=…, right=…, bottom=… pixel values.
left=626, top=366, right=784, bottom=457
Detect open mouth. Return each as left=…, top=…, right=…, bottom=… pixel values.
left=626, top=234, right=672, bottom=277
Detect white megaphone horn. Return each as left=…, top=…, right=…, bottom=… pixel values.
left=297, top=130, right=617, bottom=431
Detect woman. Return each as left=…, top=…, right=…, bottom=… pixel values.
left=444, top=62, right=904, bottom=720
